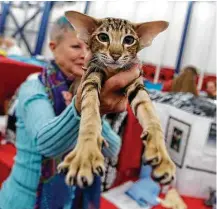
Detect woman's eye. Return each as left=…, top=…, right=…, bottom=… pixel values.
left=98, top=33, right=109, bottom=43
left=123, top=36, right=135, bottom=45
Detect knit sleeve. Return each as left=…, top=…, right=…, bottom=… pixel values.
left=17, top=79, right=121, bottom=158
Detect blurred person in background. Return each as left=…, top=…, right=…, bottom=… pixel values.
left=163, top=66, right=198, bottom=96
left=0, top=36, right=23, bottom=56
left=0, top=36, right=3, bottom=46
left=171, top=66, right=198, bottom=96
left=205, top=80, right=216, bottom=100
left=0, top=16, right=140, bottom=209
left=0, top=35, right=7, bottom=56
left=3, top=37, right=23, bottom=56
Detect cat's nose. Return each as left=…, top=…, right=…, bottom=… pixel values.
left=111, top=53, right=121, bottom=61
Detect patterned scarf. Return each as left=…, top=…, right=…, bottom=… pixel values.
left=35, top=60, right=101, bottom=209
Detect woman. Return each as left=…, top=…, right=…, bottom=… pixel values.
left=0, top=36, right=23, bottom=56
left=206, top=80, right=216, bottom=100
left=0, top=16, right=140, bottom=209
left=163, top=66, right=198, bottom=96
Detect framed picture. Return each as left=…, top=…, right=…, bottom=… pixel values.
left=165, top=116, right=191, bottom=168
left=204, top=122, right=216, bottom=157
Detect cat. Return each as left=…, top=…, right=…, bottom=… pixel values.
left=57, top=11, right=176, bottom=188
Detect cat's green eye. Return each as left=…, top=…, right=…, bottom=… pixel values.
left=98, top=33, right=109, bottom=43
left=123, top=36, right=135, bottom=45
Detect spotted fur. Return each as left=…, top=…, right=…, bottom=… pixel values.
left=58, top=11, right=176, bottom=188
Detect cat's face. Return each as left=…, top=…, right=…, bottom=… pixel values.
left=89, top=18, right=139, bottom=69
left=65, top=11, right=169, bottom=69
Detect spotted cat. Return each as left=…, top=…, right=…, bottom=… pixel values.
left=58, top=11, right=176, bottom=188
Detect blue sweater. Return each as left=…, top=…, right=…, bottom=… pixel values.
left=0, top=79, right=121, bottom=209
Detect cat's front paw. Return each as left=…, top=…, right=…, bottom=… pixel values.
left=141, top=125, right=176, bottom=185
left=57, top=136, right=104, bottom=187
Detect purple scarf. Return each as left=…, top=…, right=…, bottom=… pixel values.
left=39, top=60, right=72, bottom=115
left=35, top=61, right=101, bottom=209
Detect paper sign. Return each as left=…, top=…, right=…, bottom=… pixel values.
left=102, top=181, right=151, bottom=209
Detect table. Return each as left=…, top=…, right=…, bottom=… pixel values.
left=101, top=196, right=211, bottom=209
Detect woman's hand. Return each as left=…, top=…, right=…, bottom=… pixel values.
left=75, top=64, right=141, bottom=115
left=62, top=91, right=73, bottom=106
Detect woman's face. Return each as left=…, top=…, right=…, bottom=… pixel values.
left=206, top=81, right=216, bottom=95
left=50, top=31, right=89, bottom=79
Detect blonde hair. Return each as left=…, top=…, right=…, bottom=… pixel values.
left=171, top=66, right=198, bottom=96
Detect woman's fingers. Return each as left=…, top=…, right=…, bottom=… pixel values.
left=75, top=63, right=142, bottom=114
left=103, top=65, right=140, bottom=92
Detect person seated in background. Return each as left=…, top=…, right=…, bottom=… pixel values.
left=0, top=16, right=140, bottom=209
left=0, top=35, right=7, bottom=56
left=0, top=36, right=23, bottom=56
left=0, top=35, right=3, bottom=46
left=163, top=66, right=198, bottom=96
left=206, top=80, right=216, bottom=100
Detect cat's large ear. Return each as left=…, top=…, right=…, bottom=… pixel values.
left=65, top=11, right=99, bottom=42
left=135, top=21, right=169, bottom=50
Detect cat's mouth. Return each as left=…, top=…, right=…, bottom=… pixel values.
left=98, top=55, right=126, bottom=69
left=104, top=62, right=123, bottom=69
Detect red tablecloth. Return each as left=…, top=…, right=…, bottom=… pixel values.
left=0, top=57, right=42, bottom=114
left=101, top=196, right=211, bottom=209
left=0, top=136, right=16, bottom=188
